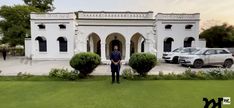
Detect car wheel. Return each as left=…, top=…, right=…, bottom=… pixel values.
left=223, top=59, right=233, bottom=68
left=193, top=60, right=203, bottom=68
left=172, top=57, right=179, bottom=64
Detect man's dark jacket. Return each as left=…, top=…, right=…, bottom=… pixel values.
left=110, top=50, right=121, bottom=72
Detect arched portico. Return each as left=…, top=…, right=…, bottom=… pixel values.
left=106, top=33, right=126, bottom=60
left=130, top=33, right=145, bottom=56
left=87, top=33, right=101, bottom=56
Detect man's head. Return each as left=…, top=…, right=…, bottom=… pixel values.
left=114, top=45, right=118, bottom=51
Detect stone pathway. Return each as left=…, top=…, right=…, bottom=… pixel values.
left=0, top=56, right=234, bottom=76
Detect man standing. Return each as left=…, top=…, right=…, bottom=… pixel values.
left=2, top=48, right=7, bottom=61
left=110, top=45, right=121, bottom=84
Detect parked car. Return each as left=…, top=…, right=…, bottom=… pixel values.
left=162, top=47, right=200, bottom=63
left=179, top=48, right=234, bottom=68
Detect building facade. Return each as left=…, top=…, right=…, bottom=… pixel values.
left=25, top=11, right=206, bottom=63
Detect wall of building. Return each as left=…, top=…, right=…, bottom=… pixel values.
left=27, top=11, right=202, bottom=62
left=155, top=13, right=200, bottom=58
left=24, top=38, right=32, bottom=58
left=30, top=13, right=76, bottom=60
left=198, top=39, right=206, bottom=48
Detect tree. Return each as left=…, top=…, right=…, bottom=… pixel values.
left=200, top=23, right=234, bottom=48
left=23, top=0, right=55, bottom=12
left=0, top=5, right=39, bottom=46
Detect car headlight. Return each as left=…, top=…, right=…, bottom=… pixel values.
left=167, top=54, right=173, bottom=56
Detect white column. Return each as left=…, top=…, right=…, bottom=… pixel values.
left=101, top=42, right=106, bottom=61
left=90, top=37, right=94, bottom=52
left=125, top=41, right=131, bottom=62
left=192, top=41, right=195, bottom=47
left=138, top=37, right=143, bottom=52
left=144, top=39, right=150, bottom=52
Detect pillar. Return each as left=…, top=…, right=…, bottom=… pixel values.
left=125, top=41, right=131, bottom=61
left=101, top=42, right=106, bottom=61
left=144, top=39, right=150, bottom=52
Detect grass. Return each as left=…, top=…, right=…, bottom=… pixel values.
left=0, top=76, right=233, bottom=108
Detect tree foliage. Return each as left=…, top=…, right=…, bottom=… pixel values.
left=200, top=23, right=234, bottom=48
left=23, top=0, right=55, bottom=12
left=0, top=5, right=39, bottom=46
left=70, top=52, right=101, bottom=78
left=129, top=53, right=157, bottom=76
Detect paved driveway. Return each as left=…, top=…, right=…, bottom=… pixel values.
left=0, top=56, right=234, bottom=76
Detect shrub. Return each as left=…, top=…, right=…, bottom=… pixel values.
left=49, top=68, right=79, bottom=80
left=122, top=68, right=135, bottom=80
left=138, top=69, right=234, bottom=80
left=17, top=72, right=33, bottom=79
left=206, top=69, right=234, bottom=80
left=129, top=53, right=157, bottom=76
left=70, top=52, right=101, bottom=77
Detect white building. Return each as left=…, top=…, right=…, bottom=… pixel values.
left=25, top=11, right=206, bottom=63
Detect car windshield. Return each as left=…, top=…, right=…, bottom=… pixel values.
left=190, top=49, right=203, bottom=55
left=181, top=48, right=195, bottom=53
left=172, top=48, right=183, bottom=52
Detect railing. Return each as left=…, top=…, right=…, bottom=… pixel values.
left=78, top=11, right=153, bottom=19
left=156, top=13, right=200, bottom=20
left=31, top=13, right=76, bottom=20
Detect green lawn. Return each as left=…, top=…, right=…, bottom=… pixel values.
left=0, top=77, right=233, bottom=108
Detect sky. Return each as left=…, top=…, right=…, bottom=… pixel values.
left=1, top=0, right=234, bottom=26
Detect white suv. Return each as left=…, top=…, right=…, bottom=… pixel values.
left=179, top=48, right=234, bottom=68
left=162, top=47, right=200, bottom=63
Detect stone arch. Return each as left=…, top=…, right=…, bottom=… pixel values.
left=106, top=33, right=126, bottom=60
left=87, top=33, right=101, bottom=56
left=130, top=33, right=145, bottom=56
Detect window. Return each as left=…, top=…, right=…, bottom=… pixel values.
left=57, top=37, right=67, bottom=52
left=164, top=37, right=174, bottom=52
left=38, top=24, right=46, bottom=29
left=35, top=36, right=47, bottom=52
left=217, top=49, right=230, bottom=54
left=165, top=25, right=172, bottom=29
left=185, top=25, right=193, bottom=29
left=184, top=37, right=195, bottom=47
left=204, top=50, right=216, bottom=55
left=59, top=24, right=66, bottom=29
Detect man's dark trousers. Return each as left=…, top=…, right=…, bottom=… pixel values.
left=111, top=64, right=120, bottom=83
left=2, top=51, right=6, bottom=60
